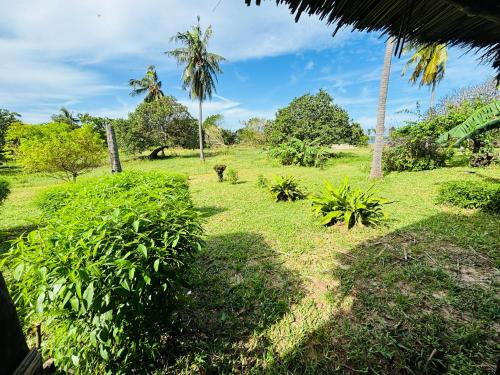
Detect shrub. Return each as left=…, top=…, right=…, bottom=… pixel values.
left=0, top=178, right=9, bottom=205
left=213, top=164, right=226, bottom=182
left=226, top=168, right=239, bottom=184
left=2, top=171, right=203, bottom=373
left=311, top=178, right=389, bottom=229
left=269, top=138, right=331, bottom=167
left=437, top=180, right=500, bottom=213
left=269, top=175, right=305, bottom=202
left=256, top=174, right=269, bottom=188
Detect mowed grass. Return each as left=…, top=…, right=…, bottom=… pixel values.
left=1, top=147, right=499, bottom=374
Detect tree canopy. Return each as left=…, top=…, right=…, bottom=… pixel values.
left=266, top=90, right=367, bottom=146
left=115, top=96, right=198, bottom=158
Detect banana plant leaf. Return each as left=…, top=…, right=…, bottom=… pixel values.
left=438, top=100, right=500, bottom=146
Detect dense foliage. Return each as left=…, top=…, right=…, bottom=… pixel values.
left=213, top=164, right=226, bottom=182
left=0, top=179, right=9, bottom=205
left=3, top=172, right=203, bottom=373
left=311, top=178, right=388, bottom=229
left=268, top=175, right=305, bottom=202
left=14, top=123, right=105, bottom=181
left=115, top=96, right=198, bottom=157
left=237, top=117, right=267, bottom=146
left=437, top=180, right=500, bottom=213
left=383, top=81, right=500, bottom=172
left=265, top=90, right=367, bottom=146
left=226, top=168, right=239, bottom=184
left=0, top=109, right=21, bottom=162
left=269, top=138, right=331, bottom=167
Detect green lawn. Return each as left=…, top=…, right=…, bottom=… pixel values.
left=1, top=147, right=499, bottom=374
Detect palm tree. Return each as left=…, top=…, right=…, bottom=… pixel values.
left=166, top=17, right=225, bottom=161
left=370, top=37, right=395, bottom=179
left=402, top=42, right=448, bottom=109
left=129, top=65, right=165, bottom=102
left=51, top=107, right=79, bottom=127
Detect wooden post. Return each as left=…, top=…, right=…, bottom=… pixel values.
left=105, top=123, right=122, bottom=173
left=0, top=271, right=29, bottom=374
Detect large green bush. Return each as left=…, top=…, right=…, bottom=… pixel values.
left=265, top=90, right=367, bottom=146
left=0, top=178, right=9, bottom=205
left=2, top=172, right=203, bottom=373
left=311, top=178, right=389, bottom=229
left=269, top=138, right=331, bottom=167
left=437, top=180, right=500, bottom=213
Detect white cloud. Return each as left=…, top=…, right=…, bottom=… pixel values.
left=305, top=61, right=315, bottom=71
left=1, top=0, right=358, bottom=123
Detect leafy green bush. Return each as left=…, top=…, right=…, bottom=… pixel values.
left=269, top=175, right=305, bottom=202
left=256, top=174, right=269, bottom=188
left=311, top=178, right=389, bottom=229
left=437, top=180, right=500, bottom=213
left=213, top=164, right=226, bottom=182
left=0, top=178, right=9, bottom=205
left=226, top=168, right=239, bottom=184
left=269, top=138, right=331, bottom=167
left=2, top=172, right=203, bottom=373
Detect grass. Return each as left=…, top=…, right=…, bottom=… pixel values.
left=1, top=147, right=499, bottom=374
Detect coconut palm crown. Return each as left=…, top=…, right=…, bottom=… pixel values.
left=129, top=65, right=165, bottom=103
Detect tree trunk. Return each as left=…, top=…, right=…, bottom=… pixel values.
left=430, top=82, right=436, bottom=112
left=105, top=123, right=122, bottom=173
left=198, top=97, right=205, bottom=161
left=148, top=146, right=167, bottom=159
left=0, top=271, right=29, bottom=374
left=370, top=37, right=395, bottom=179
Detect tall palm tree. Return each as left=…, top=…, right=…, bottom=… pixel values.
left=166, top=17, right=225, bottom=161
left=370, top=37, right=395, bottom=179
left=402, top=42, right=448, bottom=109
left=129, top=65, right=165, bottom=102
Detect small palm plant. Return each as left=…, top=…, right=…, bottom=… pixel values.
left=311, top=178, right=389, bottom=229
left=269, top=175, right=305, bottom=202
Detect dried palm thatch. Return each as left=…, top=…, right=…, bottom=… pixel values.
left=245, top=0, right=500, bottom=80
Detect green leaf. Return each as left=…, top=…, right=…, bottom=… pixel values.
left=13, top=263, right=24, bottom=281
left=36, top=292, right=45, bottom=313
left=133, top=220, right=140, bottom=232
left=153, top=259, right=160, bottom=272
left=137, top=244, right=147, bottom=258
left=83, top=282, right=94, bottom=308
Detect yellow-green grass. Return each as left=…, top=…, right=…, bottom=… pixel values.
left=1, top=147, right=499, bottom=374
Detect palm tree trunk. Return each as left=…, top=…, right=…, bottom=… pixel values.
left=198, top=97, right=205, bottom=161
left=105, top=123, right=122, bottom=173
left=370, top=37, right=395, bottom=179
left=430, top=82, right=436, bottom=112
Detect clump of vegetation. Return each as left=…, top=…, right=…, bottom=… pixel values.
left=2, top=172, right=203, bottom=373
left=256, top=174, right=269, bottom=188
left=269, top=175, right=305, bottom=202
left=0, top=179, right=9, bottom=205
left=437, top=180, right=500, bottom=213
left=12, top=123, right=105, bottom=181
left=266, top=90, right=368, bottom=146
left=213, top=164, right=227, bottom=182
left=269, top=138, right=331, bottom=167
left=311, top=178, right=389, bottom=229
left=226, top=168, right=239, bottom=184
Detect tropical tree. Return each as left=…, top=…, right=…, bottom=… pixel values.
left=166, top=17, right=225, bottom=161
left=51, top=107, right=79, bottom=127
left=0, top=109, right=21, bottom=162
left=370, top=37, right=395, bottom=179
left=129, top=65, right=165, bottom=103
left=402, top=42, right=448, bottom=109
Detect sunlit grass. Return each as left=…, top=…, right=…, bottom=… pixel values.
left=1, top=146, right=498, bottom=373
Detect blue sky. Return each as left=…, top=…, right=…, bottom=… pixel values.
left=0, top=0, right=496, bottom=130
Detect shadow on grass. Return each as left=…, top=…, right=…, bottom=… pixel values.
left=0, top=225, right=36, bottom=255
left=476, top=172, right=500, bottom=184
left=265, top=211, right=499, bottom=374
left=161, top=232, right=304, bottom=373
left=198, top=205, right=226, bottom=218
left=0, top=165, right=22, bottom=177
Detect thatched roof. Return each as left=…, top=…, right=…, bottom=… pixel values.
left=245, top=0, right=500, bottom=79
